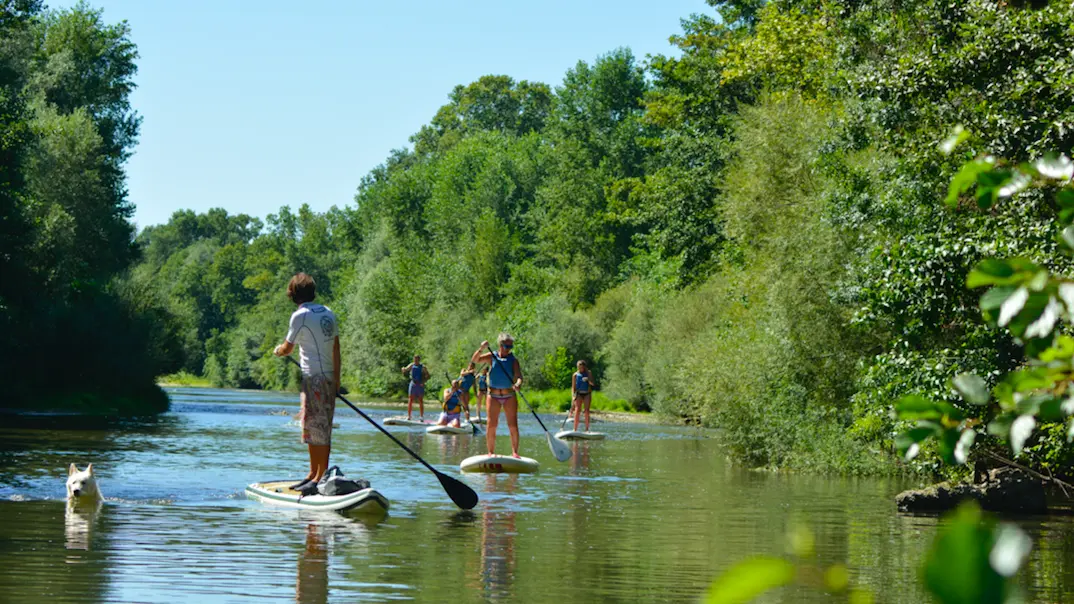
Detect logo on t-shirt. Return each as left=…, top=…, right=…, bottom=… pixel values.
left=320, top=316, right=335, bottom=338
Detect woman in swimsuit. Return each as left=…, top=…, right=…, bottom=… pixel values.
left=471, top=333, right=523, bottom=458
left=571, top=360, right=596, bottom=432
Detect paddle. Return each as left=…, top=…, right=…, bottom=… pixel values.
left=486, top=344, right=571, bottom=462
left=445, top=371, right=481, bottom=435
left=285, top=356, right=478, bottom=510
left=560, top=398, right=575, bottom=431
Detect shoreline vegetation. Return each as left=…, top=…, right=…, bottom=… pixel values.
left=9, top=2, right=1074, bottom=484
left=157, top=378, right=648, bottom=419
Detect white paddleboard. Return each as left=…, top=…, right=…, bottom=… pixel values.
left=245, top=481, right=390, bottom=514
left=471, top=417, right=487, bottom=424
left=460, top=454, right=539, bottom=474
left=555, top=430, right=606, bottom=440
left=426, top=423, right=473, bottom=435
left=384, top=417, right=428, bottom=426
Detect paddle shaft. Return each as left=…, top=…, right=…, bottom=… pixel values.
left=486, top=344, right=552, bottom=433
left=560, top=400, right=573, bottom=431
left=286, top=356, right=439, bottom=475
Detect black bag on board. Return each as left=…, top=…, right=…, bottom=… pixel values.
left=317, top=466, right=370, bottom=496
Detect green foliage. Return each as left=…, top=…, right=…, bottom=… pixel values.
left=923, top=503, right=1030, bottom=604
left=894, top=148, right=1074, bottom=473
left=0, top=2, right=170, bottom=414
left=541, top=347, right=572, bottom=390
left=519, top=389, right=632, bottom=413
left=705, top=557, right=795, bottom=604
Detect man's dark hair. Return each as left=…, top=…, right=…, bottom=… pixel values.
left=287, top=273, right=316, bottom=304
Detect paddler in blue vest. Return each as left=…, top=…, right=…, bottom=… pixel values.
left=571, top=360, right=596, bottom=432
left=436, top=378, right=470, bottom=427
left=401, top=355, right=430, bottom=422
left=459, top=362, right=477, bottom=419
left=471, top=333, right=523, bottom=458
left=475, top=366, right=489, bottom=421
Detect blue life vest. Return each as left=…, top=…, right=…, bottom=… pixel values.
left=574, top=372, right=590, bottom=394
left=410, top=364, right=423, bottom=383
left=477, top=374, right=488, bottom=391
left=488, top=352, right=517, bottom=390
left=443, top=388, right=461, bottom=412
left=461, top=372, right=476, bottom=390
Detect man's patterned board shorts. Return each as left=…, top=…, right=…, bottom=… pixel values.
left=300, top=374, right=336, bottom=446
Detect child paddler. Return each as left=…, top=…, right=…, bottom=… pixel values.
left=401, top=355, right=430, bottom=421
left=273, top=273, right=340, bottom=495
left=471, top=333, right=523, bottom=458
left=459, top=363, right=477, bottom=419
left=437, top=378, right=470, bottom=427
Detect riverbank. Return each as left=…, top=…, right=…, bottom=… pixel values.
left=2, top=386, right=170, bottom=417
left=157, top=380, right=660, bottom=423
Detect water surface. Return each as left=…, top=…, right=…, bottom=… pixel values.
left=2, top=387, right=1074, bottom=602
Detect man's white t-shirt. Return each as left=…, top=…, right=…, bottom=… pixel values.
left=285, top=303, right=338, bottom=377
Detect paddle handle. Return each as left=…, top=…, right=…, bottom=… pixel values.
left=285, top=356, right=439, bottom=475
left=485, top=344, right=551, bottom=433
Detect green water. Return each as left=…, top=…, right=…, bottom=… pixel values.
left=2, top=388, right=1074, bottom=603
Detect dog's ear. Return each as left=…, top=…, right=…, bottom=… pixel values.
left=69, top=463, right=78, bottom=476
left=86, top=463, right=93, bottom=474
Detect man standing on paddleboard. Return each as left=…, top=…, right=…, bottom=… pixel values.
left=273, top=273, right=341, bottom=495
left=472, top=333, right=523, bottom=458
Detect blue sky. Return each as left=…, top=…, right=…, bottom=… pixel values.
left=54, top=0, right=709, bottom=229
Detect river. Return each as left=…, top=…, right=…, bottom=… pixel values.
left=1, top=387, right=1073, bottom=602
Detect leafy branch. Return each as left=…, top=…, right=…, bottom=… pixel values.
left=896, top=132, right=1074, bottom=466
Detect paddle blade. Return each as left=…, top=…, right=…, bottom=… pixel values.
left=435, top=470, right=479, bottom=510
left=547, top=432, right=572, bottom=462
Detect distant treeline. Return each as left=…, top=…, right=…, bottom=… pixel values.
left=8, top=1, right=1074, bottom=472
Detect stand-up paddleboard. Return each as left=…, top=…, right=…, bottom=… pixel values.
left=554, top=430, right=606, bottom=440
left=384, top=417, right=428, bottom=426
left=471, top=417, right=487, bottom=424
left=460, top=454, right=539, bottom=474
left=426, top=423, right=473, bottom=435
left=246, top=481, right=390, bottom=514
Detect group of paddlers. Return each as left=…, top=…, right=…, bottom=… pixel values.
left=270, top=272, right=596, bottom=496
left=402, top=334, right=596, bottom=459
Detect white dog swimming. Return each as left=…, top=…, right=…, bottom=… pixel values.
left=66, top=463, right=103, bottom=501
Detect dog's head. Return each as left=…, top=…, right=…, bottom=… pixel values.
left=66, top=463, right=98, bottom=499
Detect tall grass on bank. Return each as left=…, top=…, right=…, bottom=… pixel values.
left=523, top=389, right=635, bottom=413
left=157, top=371, right=213, bottom=387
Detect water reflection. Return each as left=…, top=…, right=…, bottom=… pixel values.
left=481, top=474, right=518, bottom=601
left=296, top=522, right=329, bottom=604
left=64, top=499, right=103, bottom=552
left=434, top=430, right=469, bottom=463
left=570, top=441, right=590, bottom=473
